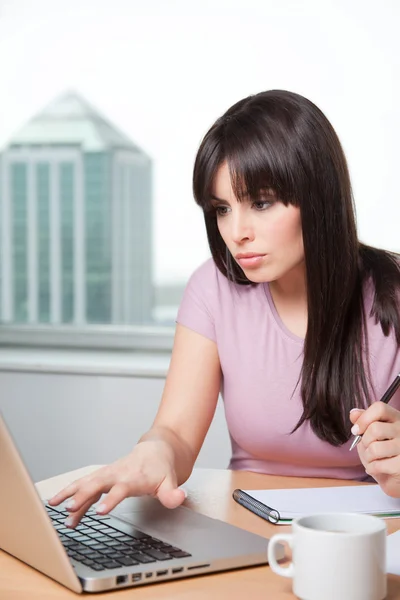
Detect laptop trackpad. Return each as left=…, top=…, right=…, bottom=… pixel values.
left=115, top=503, right=213, bottom=548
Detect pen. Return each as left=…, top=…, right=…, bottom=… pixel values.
left=349, top=372, right=400, bottom=451
left=232, top=489, right=281, bottom=524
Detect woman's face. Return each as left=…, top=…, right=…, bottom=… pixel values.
left=211, top=162, right=305, bottom=285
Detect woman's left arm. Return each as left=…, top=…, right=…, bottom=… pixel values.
left=350, top=403, right=400, bottom=497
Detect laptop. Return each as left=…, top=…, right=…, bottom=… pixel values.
left=0, top=413, right=281, bottom=593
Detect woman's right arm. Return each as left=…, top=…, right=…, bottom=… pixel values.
left=48, top=324, right=221, bottom=526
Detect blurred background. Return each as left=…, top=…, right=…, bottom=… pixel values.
left=0, top=0, right=398, bottom=480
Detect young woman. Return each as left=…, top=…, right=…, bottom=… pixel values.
left=50, top=90, right=400, bottom=526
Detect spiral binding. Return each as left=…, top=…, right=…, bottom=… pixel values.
left=232, top=489, right=280, bottom=524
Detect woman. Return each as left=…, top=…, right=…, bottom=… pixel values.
left=50, top=90, right=400, bottom=527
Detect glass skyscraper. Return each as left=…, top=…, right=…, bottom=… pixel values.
left=0, top=92, right=153, bottom=324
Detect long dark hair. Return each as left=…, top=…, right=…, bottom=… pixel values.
left=192, top=89, right=400, bottom=446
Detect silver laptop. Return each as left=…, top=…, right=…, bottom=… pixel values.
left=0, top=413, right=280, bottom=593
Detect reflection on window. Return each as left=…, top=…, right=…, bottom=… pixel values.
left=0, top=91, right=182, bottom=327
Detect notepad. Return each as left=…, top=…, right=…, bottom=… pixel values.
left=233, top=485, right=400, bottom=525
left=387, top=530, right=400, bottom=576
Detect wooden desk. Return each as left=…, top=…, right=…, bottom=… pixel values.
left=1, top=468, right=400, bottom=599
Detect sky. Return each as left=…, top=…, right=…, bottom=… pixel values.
left=0, top=0, right=399, bottom=284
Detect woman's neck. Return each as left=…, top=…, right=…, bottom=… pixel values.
left=268, top=264, right=308, bottom=338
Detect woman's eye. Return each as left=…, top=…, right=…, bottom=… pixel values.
left=253, top=201, right=272, bottom=211
left=216, top=206, right=229, bottom=215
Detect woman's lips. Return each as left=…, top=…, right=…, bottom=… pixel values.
left=236, top=254, right=267, bottom=269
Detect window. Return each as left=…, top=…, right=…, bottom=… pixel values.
left=0, top=0, right=398, bottom=352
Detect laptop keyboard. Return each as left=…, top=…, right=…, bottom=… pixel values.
left=45, top=504, right=191, bottom=572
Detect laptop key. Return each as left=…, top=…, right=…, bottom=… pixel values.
left=95, top=556, right=115, bottom=564
left=120, top=539, right=143, bottom=547
left=119, top=556, right=140, bottom=566
left=81, top=559, right=96, bottom=567
left=74, top=535, right=91, bottom=543
left=89, top=564, right=105, bottom=571
left=143, top=549, right=172, bottom=561
left=134, top=543, right=153, bottom=552
left=88, top=532, right=107, bottom=539
left=114, top=544, right=130, bottom=551
left=59, top=535, right=71, bottom=543
left=149, top=541, right=165, bottom=548
left=90, top=543, right=109, bottom=550
left=170, top=551, right=192, bottom=558
left=46, top=505, right=68, bottom=515
left=102, top=560, right=122, bottom=569
left=103, top=540, right=120, bottom=547
left=84, top=551, right=104, bottom=559
left=64, top=531, right=83, bottom=539
left=94, top=535, right=111, bottom=543
left=77, top=527, right=93, bottom=534
left=130, top=553, right=156, bottom=564
left=117, top=535, right=137, bottom=542
left=77, top=548, right=96, bottom=556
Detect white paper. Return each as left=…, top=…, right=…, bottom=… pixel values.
left=243, top=485, right=400, bottom=520
left=387, top=530, right=400, bottom=576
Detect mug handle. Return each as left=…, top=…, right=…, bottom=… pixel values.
left=267, top=533, right=294, bottom=578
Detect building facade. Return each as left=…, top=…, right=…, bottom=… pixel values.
left=0, top=92, right=153, bottom=324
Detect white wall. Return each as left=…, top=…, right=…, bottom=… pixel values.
left=0, top=370, right=231, bottom=482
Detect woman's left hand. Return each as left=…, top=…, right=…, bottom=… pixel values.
left=350, top=402, right=400, bottom=497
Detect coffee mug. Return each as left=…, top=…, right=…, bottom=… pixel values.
left=267, top=512, right=387, bottom=600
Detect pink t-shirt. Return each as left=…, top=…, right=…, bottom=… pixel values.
left=177, top=258, right=400, bottom=481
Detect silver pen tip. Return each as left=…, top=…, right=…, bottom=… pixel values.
left=349, top=436, right=361, bottom=451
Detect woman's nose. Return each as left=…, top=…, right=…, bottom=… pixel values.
left=231, top=213, right=255, bottom=243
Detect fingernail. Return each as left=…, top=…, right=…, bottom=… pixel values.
left=181, top=488, right=188, bottom=498
left=65, top=517, right=73, bottom=527
left=65, top=499, right=75, bottom=510
left=96, top=503, right=106, bottom=514
left=350, top=408, right=364, bottom=413
left=351, top=424, right=360, bottom=435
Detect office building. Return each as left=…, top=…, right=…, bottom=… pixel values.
left=0, top=91, right=153, bottom=324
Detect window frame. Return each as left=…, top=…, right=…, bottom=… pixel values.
left=0, top=324, right=175, bottom=352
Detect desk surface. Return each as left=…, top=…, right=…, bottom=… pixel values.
left=1, top=467, right=400, bottom=599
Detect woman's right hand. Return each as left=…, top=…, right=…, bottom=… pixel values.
left=47, top=439, right=187, bottom=528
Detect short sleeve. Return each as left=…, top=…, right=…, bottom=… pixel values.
left=176, top=259, right=217, bottom=342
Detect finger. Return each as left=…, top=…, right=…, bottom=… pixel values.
left=65, top=495, right=102, bottom=528
left=355, top=442, right=368, bottom=469
left=349, top=408, right=364, bottom=425
left=95, top=482, right=133, bottom=514
left=363, top=439, right=400, bottom=463
left=156, top=477, right=187, bottom=509
left=360, top=421, right=399, bottom=449
left=350, top=402, right=400, bottom=437
left=48, top=466, right=110, bottom=506
left=63, top=474, right=115, bottom=513
left=365, top=455, right=400, bottom=479
left=48, top=481, right=80, bottom=506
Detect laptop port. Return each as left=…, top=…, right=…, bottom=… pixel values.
left=145, top=572, right=153, bottom=579
left=132, top=573, right=142, bottom=582
left=172, top=567, right=184, bottom=574
left=187, top=564, right=210, bottom=570
left=116, top=575, right=128, bottom=585
left=156, top=570, right=168, bottom=577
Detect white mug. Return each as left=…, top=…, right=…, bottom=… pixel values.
left=267, top=512, right=387, bottom=600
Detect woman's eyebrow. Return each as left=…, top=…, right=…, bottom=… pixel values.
left=210, top=195, right=230, bottom=203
